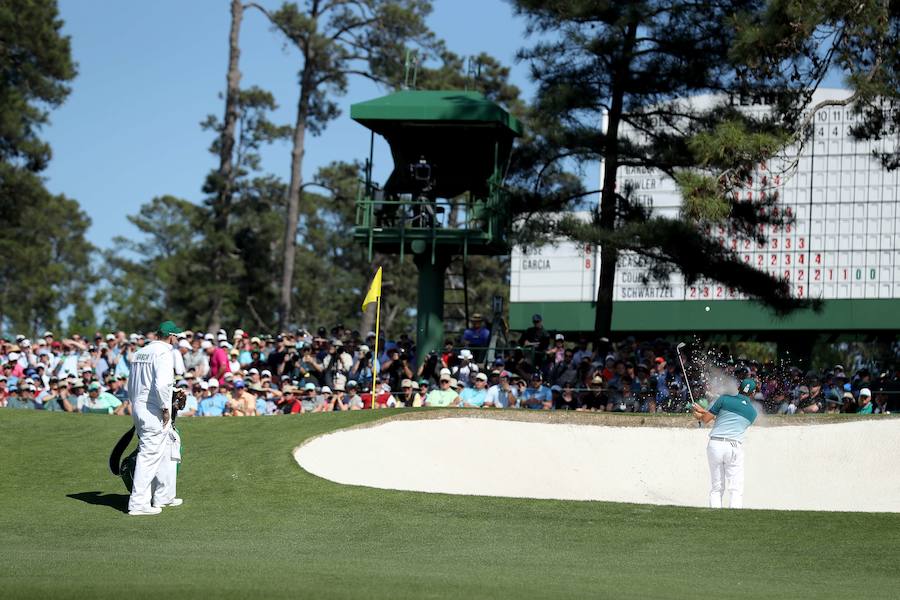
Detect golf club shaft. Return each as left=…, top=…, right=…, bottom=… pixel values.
left=676, top=346, right=696, bottom=404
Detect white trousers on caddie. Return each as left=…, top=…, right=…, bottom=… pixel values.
left=707, top=439, right=745, bottom=509
left=128, top=401, right=177, bottom=511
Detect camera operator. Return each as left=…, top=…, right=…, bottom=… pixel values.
left=298, top=345, right=324, bottom=384
left=416, top=350, right=442, bottom=384
left=350, top=345, right=374, bottom=389
left=381, top=347, right=413, bottom=392
left=322, top=339, right=352, bottom=390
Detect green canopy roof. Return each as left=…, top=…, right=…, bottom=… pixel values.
left=351, top=90, right=523, bottom=136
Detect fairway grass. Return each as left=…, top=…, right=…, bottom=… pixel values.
left=1, top=410, right=897, bottom=599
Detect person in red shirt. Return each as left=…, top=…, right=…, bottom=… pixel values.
left=205, top=341, right=231, bottom=381
left=360, top=382, right=397, bottom=409
left=276, top=385, right=303, bottom=414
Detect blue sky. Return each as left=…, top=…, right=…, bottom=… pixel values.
left=43, top=0, right=537, bottom=247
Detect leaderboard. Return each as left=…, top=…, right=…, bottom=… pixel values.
left=613, top=88, right=900, bottom=302
left=510, top=88, right=899, bottom=305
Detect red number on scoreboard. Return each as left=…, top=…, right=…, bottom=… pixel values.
left=716, top=287, right=723, bottom=298
left=798, top=237, right=805, bottom=249
left=702, top=286, right=710, bottom=298
left=798, top=254, right=805, bottom=265
left=785, top=238, right=791, bottom=249
left=743, top=254, right=750, bottom=263
left=814, top=253, right=822, bottom=264
left=828, top=269, right=833, bottom=280
left=842, top=269, right=848, bottom=280
left=786, top=223, right=792, bottom=234
left=797, top=269, right=805, bottom=281
left=797, top=285, right=804, bottom=298
left=770, top=255, right=777, bottom=265
left=784, top=270, right=791, bottom=280
left=785, top=255, right=792, bottom=265
left=771, top=238, right=778, bottom=249
left=757, top=255, right=764, bottom=266
left=690, top=287, right=697, bottom=298
left=814, top=269, right=821, bottom=281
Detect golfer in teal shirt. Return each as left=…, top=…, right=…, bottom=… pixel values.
left=693, top=378, right=758, bottom=509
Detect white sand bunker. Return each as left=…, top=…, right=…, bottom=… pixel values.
left=295, top=417, right=900, bottom=512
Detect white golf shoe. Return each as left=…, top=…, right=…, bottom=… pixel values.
left=128, top=506, right=162, bottom=516
left=153, top=498, right=183, bottom=508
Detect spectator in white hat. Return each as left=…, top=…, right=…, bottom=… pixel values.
left=460, top=372, right=489, bottom=407
left=548, top=333, right=566, bottom=365
left=425, top=372, right=460, bottom=407
left=452, top=349, right=478, bottom=387
left=205, top=339, right=230, bottom=381
left=857, top=388, right=875, bottom=414
left=198, top=378, right=227, bottom=416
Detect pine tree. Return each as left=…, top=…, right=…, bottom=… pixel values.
left=245, top=0, right=435, bottom=331
left=0, top=0, right=93, bottom=335
left=510, top=0, right=823, bottom=341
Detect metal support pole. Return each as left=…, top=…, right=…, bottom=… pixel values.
left=414, top=253, right=450, bottom=361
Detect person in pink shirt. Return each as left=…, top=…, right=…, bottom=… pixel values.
left=204, top=341, right=231, bottom=381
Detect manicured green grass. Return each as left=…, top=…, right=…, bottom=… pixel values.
left=1, top=410, right=897, bottom=599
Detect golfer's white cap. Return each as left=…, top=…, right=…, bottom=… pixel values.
left=208, top=378, right=219, bottom=388
left=201, top=340, right=213, bottom=350
left=859, top=388, right=872, bottom=397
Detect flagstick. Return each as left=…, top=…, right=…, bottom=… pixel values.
left=371, top=294, right=381, bottom=409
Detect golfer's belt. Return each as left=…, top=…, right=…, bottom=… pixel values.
left=709, top=435, right=741, bottom=446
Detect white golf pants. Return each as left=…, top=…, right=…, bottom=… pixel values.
left=128, top=402, right=177, bottom=511
left=707, top=439, right=745, bottom=509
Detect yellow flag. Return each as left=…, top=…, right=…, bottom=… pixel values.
left=362, top=267, right=382, bottom=310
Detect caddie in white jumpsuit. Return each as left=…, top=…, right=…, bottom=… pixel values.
left=692, top=378, right=758, bottom=509
left=127, top=320, right=184, bottom=515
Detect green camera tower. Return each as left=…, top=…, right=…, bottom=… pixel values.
left=351, top=90, right=522, bottom=359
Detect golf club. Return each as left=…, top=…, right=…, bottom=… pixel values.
left=676, top=342, right=701, bottom=427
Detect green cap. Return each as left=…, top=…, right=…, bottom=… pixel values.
left=158, top=320, right=183, bottom=336
left=739, top=378, right=757, bottom=395
left=88, top=382, right=101, bottom=391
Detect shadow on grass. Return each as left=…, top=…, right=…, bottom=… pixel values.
left=67, top=491, right=129, bottom=513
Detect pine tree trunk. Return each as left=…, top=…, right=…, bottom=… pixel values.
left=207, top=0, right=243, bottom=333
left=278, top=76, right=312, bottom=332
left=593, top=21, right=638, bottom=344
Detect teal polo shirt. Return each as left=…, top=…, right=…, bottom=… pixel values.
left=708, top=393, right=757, bottom=441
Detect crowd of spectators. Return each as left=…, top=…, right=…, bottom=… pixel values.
left=1, top=313, right=898, bottom=416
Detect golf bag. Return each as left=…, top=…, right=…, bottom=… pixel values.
left=109, top=416, right=183, bottom=493
left=108, top=426, right=139, bottom=492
